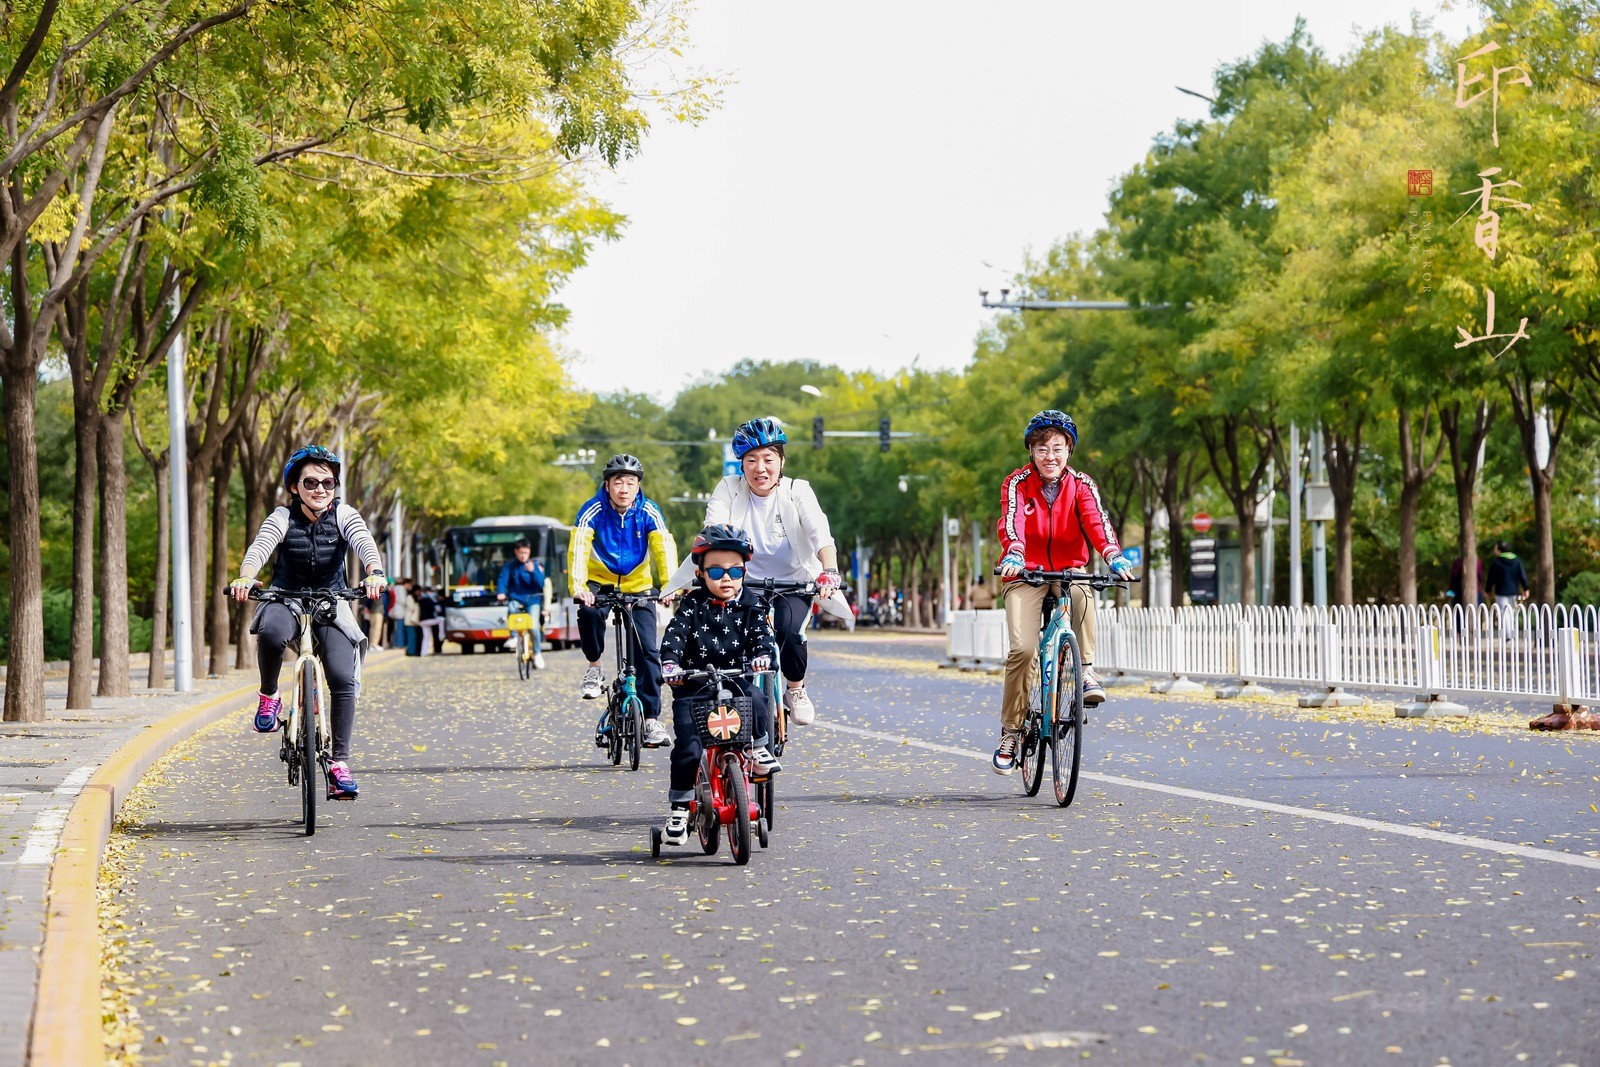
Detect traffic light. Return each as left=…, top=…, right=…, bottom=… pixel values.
left=812, top=416, right=825, bottom=450
left=879, top=416, right=891, bottom=453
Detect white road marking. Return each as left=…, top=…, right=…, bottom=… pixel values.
left=18, top=806, right=71, bottom=865
left=817, top=721, right=1600, bottom=874
left=17, top=764, right=96, bottom=866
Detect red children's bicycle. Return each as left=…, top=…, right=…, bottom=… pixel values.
left=650, top=665, right=771, bottom=865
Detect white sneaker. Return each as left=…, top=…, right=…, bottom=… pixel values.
left=533, top=653, right=546, bottom=670
left=642, top=718, right=670, bottom=747
left=662, top=808, right=690, bottom=846
left=581, top=666, right=604, bottom=700
left=752, top=746, right=783, bottom=777
left=502, top=636, right=517, bottom=651
left=784, top=685, right=816, bottom=726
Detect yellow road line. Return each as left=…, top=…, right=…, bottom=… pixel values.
left=29, top=650, right=404, bottom=1067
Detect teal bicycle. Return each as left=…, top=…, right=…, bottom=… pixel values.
left=997, top=567, right=1134, bottom=807
left=590, top=588, right=656, bottom=771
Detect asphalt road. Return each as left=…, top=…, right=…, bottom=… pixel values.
left=106, top=633, right=1600, bottom=1066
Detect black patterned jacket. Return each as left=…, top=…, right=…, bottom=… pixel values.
left=660, top=587, right=774, bottom=673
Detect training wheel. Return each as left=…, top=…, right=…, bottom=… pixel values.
left=650, top=826, right=662, bottom=858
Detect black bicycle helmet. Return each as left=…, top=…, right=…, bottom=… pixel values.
left=691, top=523, right=754, bottom=562
left=731, top=417, right=786, bottom=459
left=601, top=453, right=644, bottom=480
left=282, top=444, right=342, bottom=492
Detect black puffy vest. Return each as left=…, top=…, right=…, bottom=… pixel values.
left=271, top=502, right=350, bottom=590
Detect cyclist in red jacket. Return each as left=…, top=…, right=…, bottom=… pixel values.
left=993, top=410, right=1133, bottom=774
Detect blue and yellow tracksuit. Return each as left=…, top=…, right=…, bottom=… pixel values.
left=568, top=490, right=676, bottom=595
left=570, top=490, right=676, bottom=719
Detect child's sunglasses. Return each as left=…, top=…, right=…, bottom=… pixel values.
left=704, top=565, right=745, bottom=580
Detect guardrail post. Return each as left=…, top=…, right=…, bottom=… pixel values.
left=1530, top=626, right=1600, bottom=729
left=1150, top=618, right=1204, bottom=695
left=1297, top=619, right=1365, bottom=707
left=1214, top=618, right=1273, bottom=699
left=1394, top=624, right=1467, bottom=717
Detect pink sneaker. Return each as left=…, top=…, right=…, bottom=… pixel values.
left=326, top=761, right=359, bottom=799
left=253, top=692, right=283, bottom=733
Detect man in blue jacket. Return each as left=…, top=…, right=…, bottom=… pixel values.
left=569, top=454, right=677, bottom=748
left=496, top=538, right=547, bottom=669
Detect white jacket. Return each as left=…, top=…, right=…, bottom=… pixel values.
left=664, top=476, right=852, bottom=625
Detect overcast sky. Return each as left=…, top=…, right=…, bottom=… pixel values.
left=556, top=0, right=1480, bottom=403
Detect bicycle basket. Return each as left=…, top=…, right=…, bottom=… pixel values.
left=506, top=612, right=535, bottom=632
left=690, top=694, right=754, bottom=748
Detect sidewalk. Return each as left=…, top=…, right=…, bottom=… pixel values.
left=0, top=659, right=263, bottom=1067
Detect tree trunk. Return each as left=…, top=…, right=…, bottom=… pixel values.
left=1504, top=380, right=1566, bottom=606
left=1322, top=420, right=1362, bottom=607
left=2, top=365, right=45, bottom=722
left=207, top=444, right=235, bottom=677
left=1393, top=400, right=1442, bottom=607
left=1160, top=451, right=1187, bottom=609
left=96, top=412, right=131, bottom=697
left=66, top=407, right=99, bottom=708
left=187, top=453, right=209, bottom=667
left=234, top=487, right=261, bottom=671
left=1440, top=400, right=1495, bottom=607
left=147, top=452, right=170, bottom=689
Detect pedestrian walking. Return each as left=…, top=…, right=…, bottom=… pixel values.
left=1486, top=541, right=1530, bottom=639
left=388, top=578, right=413, bottom=656
left=404, top=585, right=423, bottom=656
left=417, top=587, right=446, bottom=654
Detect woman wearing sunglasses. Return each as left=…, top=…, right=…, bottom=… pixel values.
left=229, top=444, right=387, bottom=799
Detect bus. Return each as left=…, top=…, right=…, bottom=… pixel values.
left=439, top=515, right=581, bottom=653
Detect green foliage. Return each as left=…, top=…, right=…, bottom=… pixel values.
left=1561, top=572, right=1600, bottom=608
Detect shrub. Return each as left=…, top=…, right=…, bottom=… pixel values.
left=1561, top=571, right=1600, bottom=609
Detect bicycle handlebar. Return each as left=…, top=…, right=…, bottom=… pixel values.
left=674, top=663, right=765, bottom=685
left=991, top=567, right=1140, bottom=589
left=748, top=578, right=819, bottom=597
left=590, top=588, right=664, bottom=608
left=229, top=586, right=367, bottom=602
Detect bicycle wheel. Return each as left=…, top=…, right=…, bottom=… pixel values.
left=516, top=633, right=531, bottom=680
left=1020, top=676, right=1045, bottom=797
left=726, top=755, right=751, bottom=865
left=300, top=667, right=319, bottom=836
left=758, top=777, right=776, bottom=831
left=697, top=781, right=720, bottom=855
left=626, top=697, right=643, bottom=772
left=607, top=689, right=623, bottom=766
left=1052, top=637, right=1084, bottom=808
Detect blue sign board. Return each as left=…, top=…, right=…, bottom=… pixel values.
left=722, top=443, right=739, bottom=477
left=1122, top=545, right=1144, bottom=569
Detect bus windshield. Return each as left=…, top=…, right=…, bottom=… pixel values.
left=442, top=521, right=569, bottom=602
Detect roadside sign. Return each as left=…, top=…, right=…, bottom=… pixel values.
left=722, top=443, right=739, bottom=477
left=1192, top=512, right=1213, bottom=534
left=1122, top=545, right=1144, bottom=568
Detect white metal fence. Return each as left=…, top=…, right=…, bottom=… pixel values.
left=946, top=602, right=1600, bottom=705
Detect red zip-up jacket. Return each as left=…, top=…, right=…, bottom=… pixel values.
left=996, top=464, right=1123, bottom=575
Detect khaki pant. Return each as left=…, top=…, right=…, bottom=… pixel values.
left=1000, top=582, right=1096, bottom=732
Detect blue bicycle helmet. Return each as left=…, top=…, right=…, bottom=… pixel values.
left=731, top=417, right=786, bottom=459
left=282, top=444, right=342, bottom=492
left=1024, top=410, right=1077, bottom=449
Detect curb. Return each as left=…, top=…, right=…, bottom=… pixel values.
left=26, top=649, right=403, bottom=1067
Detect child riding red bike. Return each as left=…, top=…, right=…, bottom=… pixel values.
left=657, top=524, right=782, bottom=848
